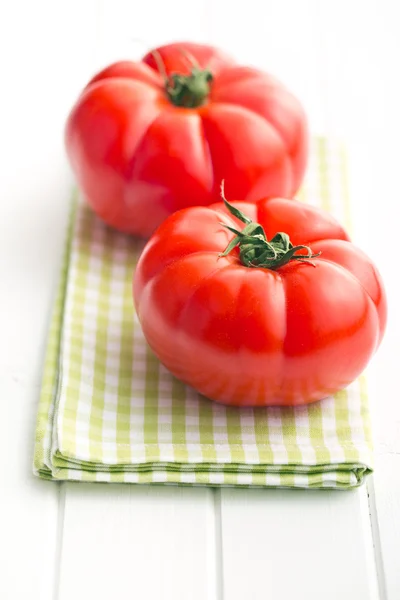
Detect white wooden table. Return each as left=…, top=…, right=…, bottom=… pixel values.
left=1, top=1, right=399, bottom=598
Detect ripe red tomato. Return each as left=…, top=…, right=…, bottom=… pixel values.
left=134, top=196, right=386, bottom=406
left=65, top=42, right=308, bottom=237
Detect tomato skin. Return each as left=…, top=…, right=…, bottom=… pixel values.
left=65, top=42, right=308, bottom=237
left=134, top=197, right=387, bottom=407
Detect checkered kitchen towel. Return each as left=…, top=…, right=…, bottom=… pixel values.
left=33, top=138, right=373, bottom=488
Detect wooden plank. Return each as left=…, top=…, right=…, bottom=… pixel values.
left=220, top=487, right=379, bottom=600
left=301, top=4, right=400, bottom=599
left=369, top=456, right=400, bottom=600
left=57, top=6, right=220, bottom=600
left=336, top=4, right=400, bottom=599
left=58, top=484, right=219, bottom=600
left=0, top=1, right=99, bottom=598
left=0, top=376, right=60, bottom=600
left=208, top=3, right=379, bottom=600
left=56, top=5, right=219, bottom=600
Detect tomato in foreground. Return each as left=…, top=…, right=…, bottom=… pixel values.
left=65, top=42, right=307, bottom=237
left=133, top=196, right=386, bottom=406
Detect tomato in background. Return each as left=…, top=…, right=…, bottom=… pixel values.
left=65, top=42, right=308, bottom=237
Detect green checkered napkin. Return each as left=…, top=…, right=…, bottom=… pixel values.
left=33, top=138, right=373, bottom=488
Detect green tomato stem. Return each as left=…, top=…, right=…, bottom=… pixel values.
left=165, top=68, right=213, bottom=108
left=150, top=47, right=213, bottom=108
left=218, top=183, right=321, bottom=270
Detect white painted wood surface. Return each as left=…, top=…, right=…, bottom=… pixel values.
left=58, top=485, right=218, bottom=600
left=1, top=1, right=399, bottom=599
left=220, top=487, right=379, bottom=600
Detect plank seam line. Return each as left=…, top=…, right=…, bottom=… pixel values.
left=52, top=483, right=66, bottom=600
left=367, top=478, right=388, bottom=600
left=213, top=490, right=224, bottom=600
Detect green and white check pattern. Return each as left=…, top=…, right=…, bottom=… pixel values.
left=33, top=138, right=373, bottom=488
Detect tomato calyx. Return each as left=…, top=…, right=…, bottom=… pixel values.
left=218, top=188, right=321, bottom=270
left=149, top=48, right=213, bottom=108
left=165, top=68, right=213, bottom=108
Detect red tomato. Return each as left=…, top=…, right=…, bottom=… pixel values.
left=65, top=42, right=308, bottom=237
left=134, top=197, right=386, bottom=406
